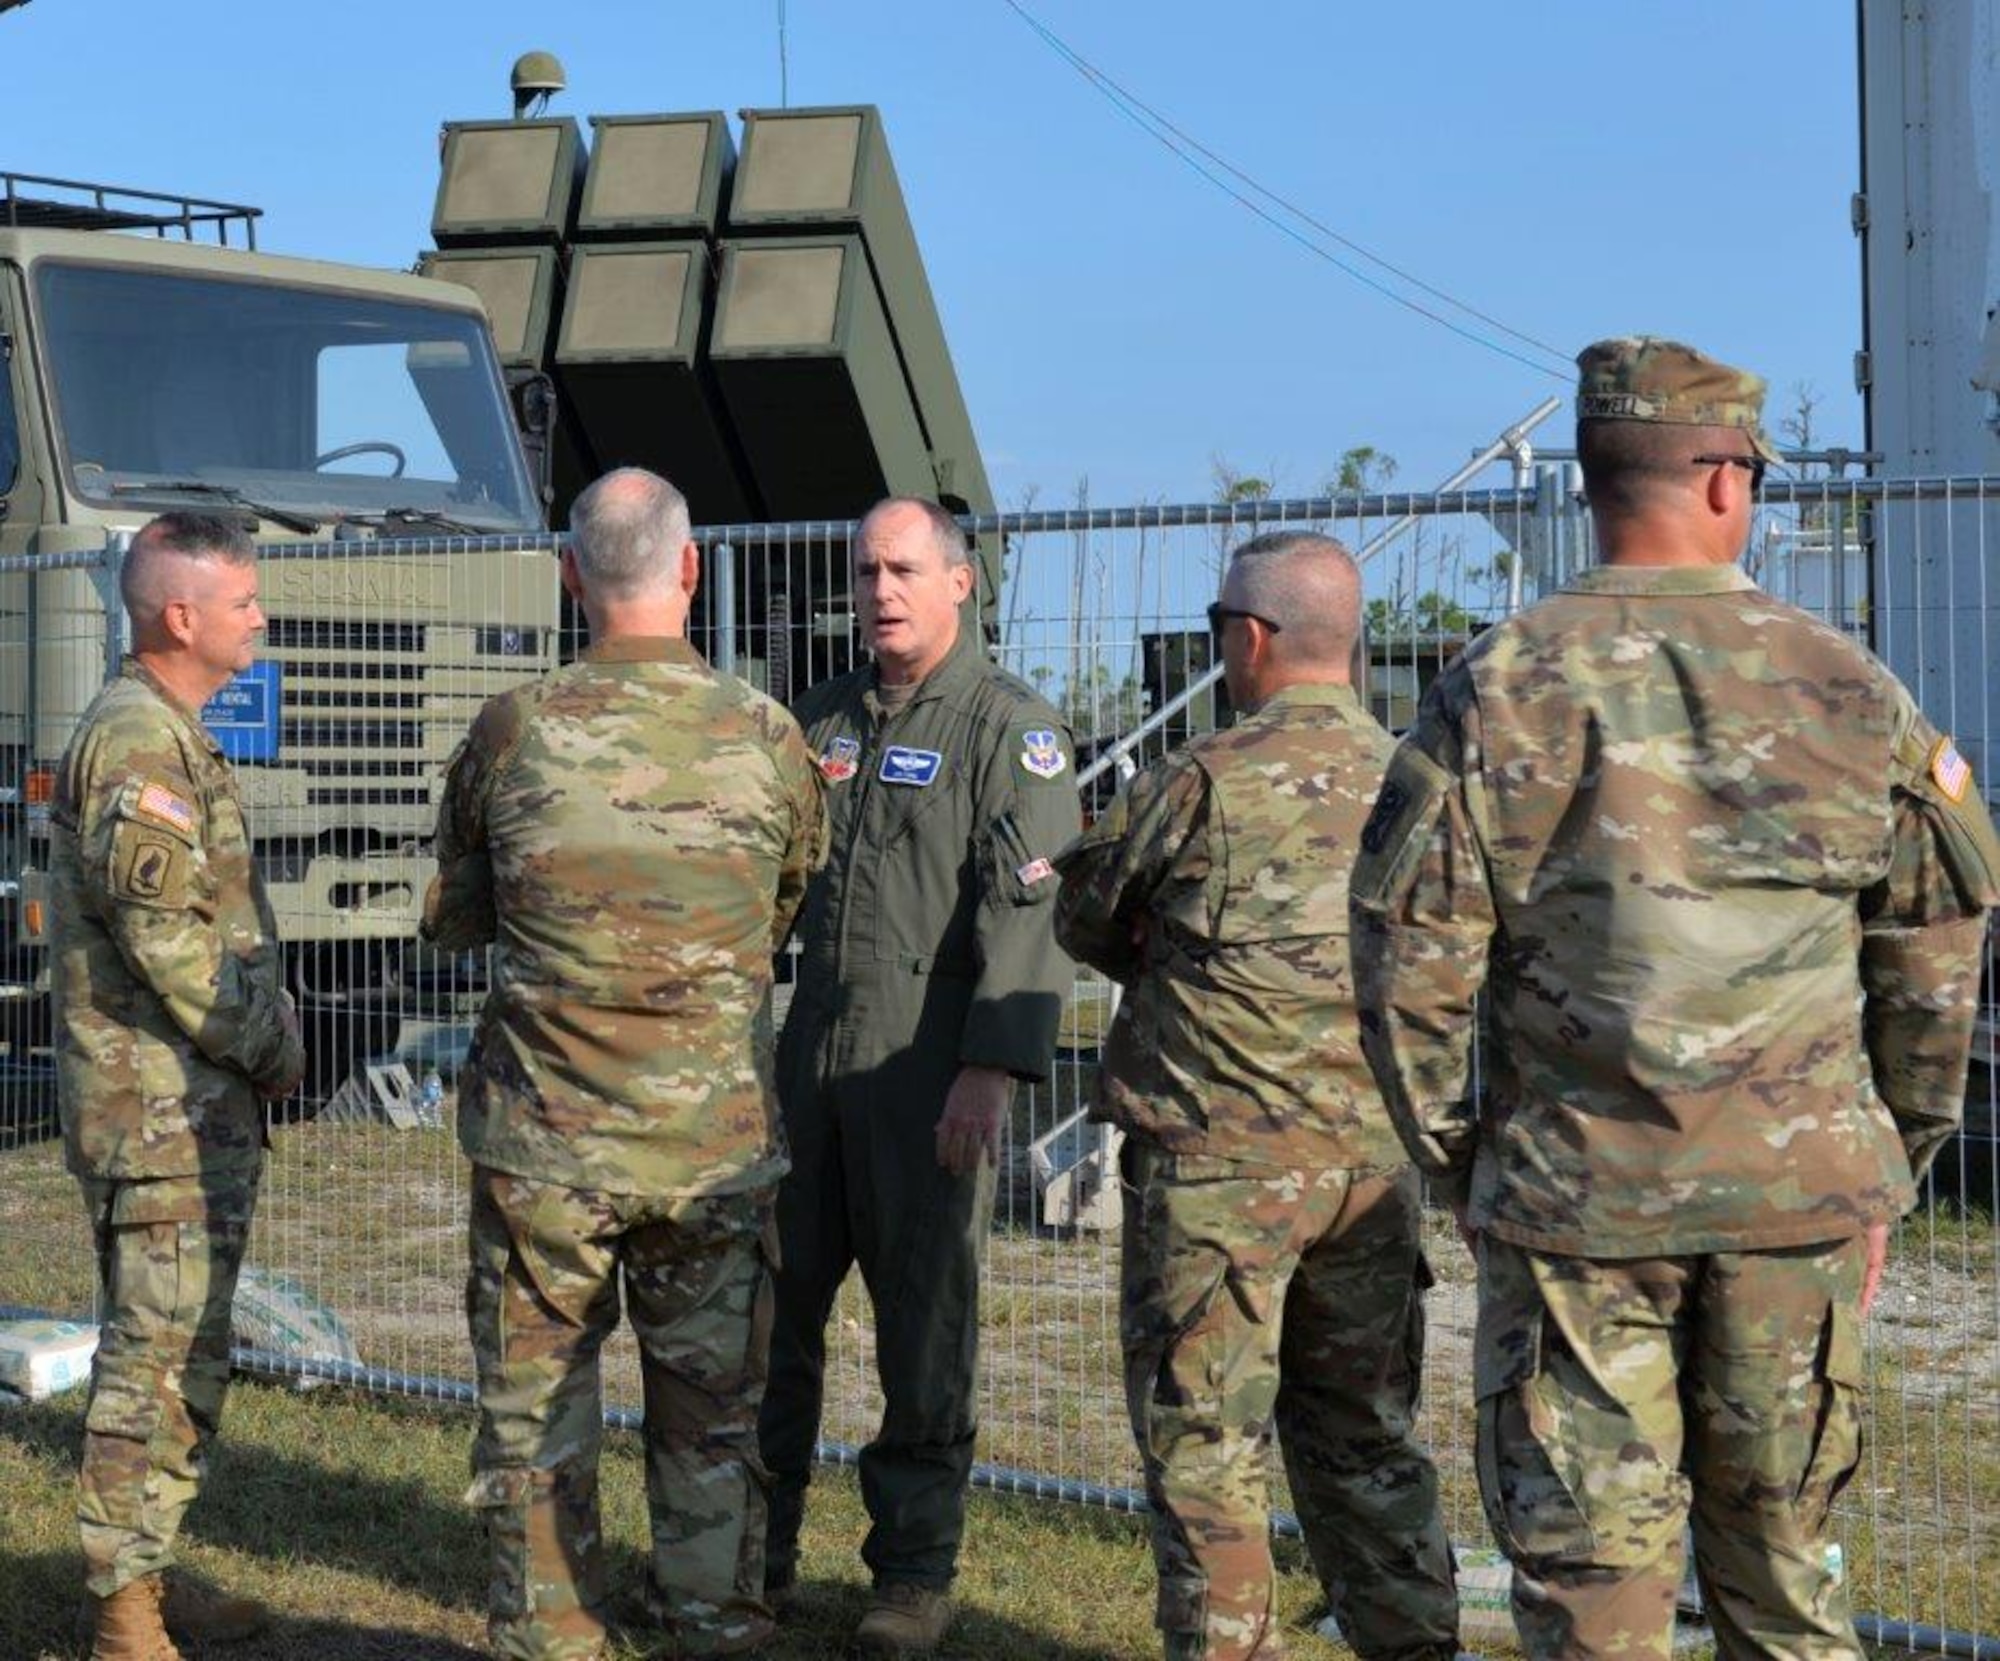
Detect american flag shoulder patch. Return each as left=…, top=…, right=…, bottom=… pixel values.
left=1930, top=737, right=1972, bottom=804
left=1015, top=856, right=1056, bottom=886
left=135, top=781, right=197, bottom=835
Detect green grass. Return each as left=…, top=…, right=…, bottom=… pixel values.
left=0, top=1381, right=1347, bottom=1661
left=3, top=1099, right=1996, bottom=1645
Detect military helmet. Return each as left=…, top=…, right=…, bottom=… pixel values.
left=509, top=51, right=566, bottom=117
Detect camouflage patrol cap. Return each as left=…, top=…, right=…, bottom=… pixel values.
left=1575, top=336, right=1782, bottom=464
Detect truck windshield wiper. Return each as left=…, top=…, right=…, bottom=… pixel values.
left=106, top=478, right=324, bottom=534
left=367, top=506, right=490, bottom=535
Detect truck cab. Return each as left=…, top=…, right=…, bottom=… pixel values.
left=1, top=173, right=560, bottom=1085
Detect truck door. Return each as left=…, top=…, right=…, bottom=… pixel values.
left=0, top=265, right=41, bottom=558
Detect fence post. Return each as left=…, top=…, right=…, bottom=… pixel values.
left=714, top=540, right=738, bottom=676
left=89, top=529, right=132, bottom=683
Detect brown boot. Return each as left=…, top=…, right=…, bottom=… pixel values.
left=162, top=1576, right=271, bottom=1644
left=84, top=1577, right=183, bottom=1661
left=854, top=1583, right=953, bottom=1657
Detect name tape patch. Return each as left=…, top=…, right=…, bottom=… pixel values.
left=879, top=746, right=943, bottom=787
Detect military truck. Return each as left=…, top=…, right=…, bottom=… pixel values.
left=0, top=59, right=1001, bottom=1091
left=0, top=170, right=561, bottom=1086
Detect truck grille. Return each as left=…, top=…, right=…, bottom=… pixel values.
left=256, top=612, right=550, bottom=821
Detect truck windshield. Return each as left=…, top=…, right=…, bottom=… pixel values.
left=35, top=261, right=540, bottom=530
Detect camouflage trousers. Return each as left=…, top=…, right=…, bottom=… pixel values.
left=76, top=1165, right=261, bottom=1597
left=466, top=1166, right=779, bottom=1661
left=1121, top=1148, right=1459, bottom=1661
left=1475, top=1235, right=1868, bottom=1661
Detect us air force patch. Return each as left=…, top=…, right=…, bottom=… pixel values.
left=1931, top=736, right=1972, bottom=804
left=818, top=735, right=861, bottom=784
left=1018, top=728, right=1067, bottom=780
left=879, top=745, right=943, bottom=786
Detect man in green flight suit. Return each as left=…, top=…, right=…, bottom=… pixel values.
left=758, top=497, right=1081, bottom=1655
left=1351, top=338, right=2000, bottom=1661
left=51, top=512, right=307, bottom=1661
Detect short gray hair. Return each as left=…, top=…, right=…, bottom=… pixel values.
left=857, top=496, right=970, bottom=570
left=568, top=467, right=692, bottom=599
left=1224, top=530, right=1361, bottom=663
left=120, top=511, right=257, bottom=624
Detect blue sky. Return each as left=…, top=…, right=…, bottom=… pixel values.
left=2, top=1, right=1863, bottom=507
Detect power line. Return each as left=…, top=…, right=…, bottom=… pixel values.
left=997, top=0, right=1574, bottom=383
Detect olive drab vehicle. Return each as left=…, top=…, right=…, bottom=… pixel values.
left=0, top=51, right=999, bottom=1095
left=0, top=172, right=561, bottom=1087
left=425, top=54, right=1003, bottom=697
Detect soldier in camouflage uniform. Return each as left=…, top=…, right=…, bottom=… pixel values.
left=1351, top=338, right=2000, bottom=1661
left=1054, top=532, right=1459, bottom=1661
left=51, top=512, right=307, bottom=1661
left=424, top=469, right=826, bottom=1661
left=758, top=497, right=1080, bottom=1656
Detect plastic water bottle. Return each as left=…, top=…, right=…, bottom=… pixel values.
left=418, top=1068, right=444, bottom=1126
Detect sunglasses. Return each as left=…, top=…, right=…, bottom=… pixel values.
left=1206, top=602, right=1283, bottom=641
left=1692, top=453, right=1768, bottom=494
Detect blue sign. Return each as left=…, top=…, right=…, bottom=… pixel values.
left=201, top=662, right=282, bottom=762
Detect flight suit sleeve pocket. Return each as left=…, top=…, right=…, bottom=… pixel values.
left=986, top=809, right=1060, bottom=908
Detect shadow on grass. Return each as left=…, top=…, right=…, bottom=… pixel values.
left=717, top=1577, right=1144, bottom=1661
left=2, top=1391, right=1145, bottom=1661
left=0, top=1551, right=488, bottom=1660
left=0, top=1391, right=504, bottom=1604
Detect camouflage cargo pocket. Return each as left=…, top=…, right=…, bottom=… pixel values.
left=1796, top=1296, right=1866, bottom=1531
left=1474, top=1286, right=1598, bottom=1565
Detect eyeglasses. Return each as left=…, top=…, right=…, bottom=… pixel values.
left=1692, top=453, right=1768, bottom=494
left=1206, top=602, right=1283, bottom=641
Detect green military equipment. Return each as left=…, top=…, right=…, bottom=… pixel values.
left=729, top=108, right=996, bottom=518
left=727, top=105, right=1001, bottom=605
left=509, top=50, right=567, bottom=119
left=427, top=93, right=1003, bottom=668
left=432, top=117, right=586, bottom=248
left=577, top=112, right=734, bottom=240
left=711, top=234, right=928, bottom=519
left=417, top=243, right=592, bottom=511
left=0, top=168, right=556, bottom=1090
left=1140, top=628, right=1233, bottom=746
left=556, top=242, right=760, bottom=523
left=417, top=246, right=562, bottom=369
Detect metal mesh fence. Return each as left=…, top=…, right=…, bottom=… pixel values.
left=0, top=474, right=1993, bottom=1647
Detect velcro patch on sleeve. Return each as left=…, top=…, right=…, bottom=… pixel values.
left=1017, top=728, right=1069, bottom=780
left=1350, top=742, right=1453, bottom=908
left=110, top=824, right=190, bottom=908
left=1015, top=856, right=1056, bottom=886
left=134, top=781, right=198, bottom=837
left=1930, top=736, right=1972, bottom=804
